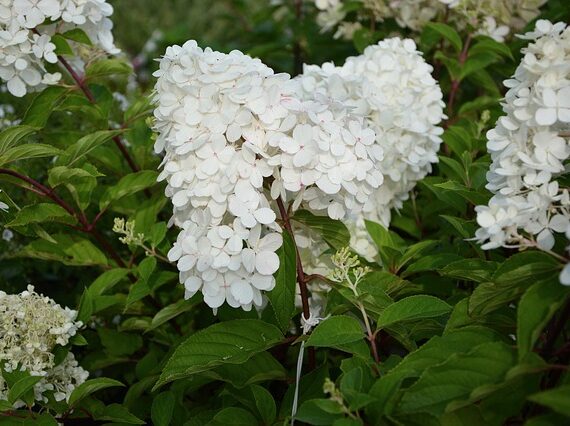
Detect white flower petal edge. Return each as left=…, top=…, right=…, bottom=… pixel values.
left=474, top=21, right=570, bottom=286
left=0, top=0, right=119, bottom=97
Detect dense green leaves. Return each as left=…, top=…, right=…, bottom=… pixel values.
left=156, top=320, right=283, bottom=388
left=292, top=210, right=350, bottom=250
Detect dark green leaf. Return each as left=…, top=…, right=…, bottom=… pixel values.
left=155, top=319, right=283, bottom=389
left=292, top=210, right=350, bottom=250
left=376, top=295, right=451, bottom=330
left=68, top=378, right=124, bottom=407
left=306, top=315, right=364, bottom=347
left=151, top=391, right=176, bottom=426
left=267, top=229, right=297, bottom=332
left=99, top=170, right=158, bottom=209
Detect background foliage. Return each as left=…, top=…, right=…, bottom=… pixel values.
left=1, top=0, right=570, bottom=425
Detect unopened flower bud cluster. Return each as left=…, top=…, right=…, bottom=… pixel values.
left=0, top=0, right=119, bottom=97
left=0, top=286, right=87, bottom=406
left=474, top=21, right=570, bottom=284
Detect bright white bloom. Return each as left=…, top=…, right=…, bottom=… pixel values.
left=300, top=38, right=444, bottom=258
left=474, top=21, right=570, bottom=285
left=0, top=286, right=87, bottom=406
left=0, top=0, right=119, bottom=97
left=154, top=39, right=402, bottom=309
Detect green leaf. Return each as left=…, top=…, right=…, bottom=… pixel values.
left=267, top=229, right=297, bottom=332
left=440, top=259, right=499, bottom=283
left=292, top=210, right=350, bottom=250
left=0, top=400, right=12, bottom=412
left=48, top=165, right=103, bottom=187
left=460, top=53, right=500, bottom=81
left=365, top=220, right=406, bottom=268
left=469, top=251, right=559, bottom=315
left=94, top=403, right=145, bottom=424
left=155, top=319, right=283, bottom=389
left=207, top=407, right=258, bottom=426
left=23, top=86, right=70, bottom=127
left=376, top=295, right=451, bottom=330
left=147, top=299, right=197, bottom=331
left=470, top=36, right=513, bottom=60
left=424, top=23, right=462, bottom=51
left=88, top=268, right=130, bottom=296
left=517, top=279, right=569, bottom=360
left=7, top=203, right=75, bottom=227
left=433, top=181, right=490, bottom=205
left=204, top=352, right=286, bottom=388
left=528, top=385, right=570, bottom=417
left=0, top=144, right=62, bottom=166
left=61, top=28, right=93, bottom=45
left=99, top=170, right=158, bottom=209
left=0, top=125, right=37, bottom=156
left=8, top=375, right=42, bottom=404
left=296, top=399, right=344, bottom=425
left=58, top=130, right=123, bottom=167
left=306, top=315, right=364, bottom=348
left=68, top=378, right=124, bottom=407
left=397, top=342, right=516, bottom=416
left=50, top=34, right=73, bottom=55
left=19, top=234, right=108, bottom=266
left=86, top=58, right=132, bottom=80
left=353, top=27, right=375, bottom=53
left=98, top=329, right=143, bottom=357
left=151, top=391, right=176, bottom=426
left=250, top=385, right=277, bottom=424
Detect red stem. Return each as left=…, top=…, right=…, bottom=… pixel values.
left=57, top=55, right=140, bottom=173
left=445, top=34, right=473, bottom=123
left=276, top=196, right=316, bottom=370
left=0, top=168, right=127, bottom=269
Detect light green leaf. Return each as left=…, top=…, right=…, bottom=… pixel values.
left=50, top=34, right=73, bottom=55
left=48, top=165, right=103, bottom=187
left=19, top=234, right=108, bottom=266
left=0, top=144, right=62, bottom=166
left=58, top=130, right=123, bottom=167
left=0, top=125, right=38, bottom=156
left=155, top=319, right=283, bottom=389
left=86, top=58, right=132, bottom=80
left=99, top=170, right=158, bottom=209
left=517, top=279, right=569, bottom=360
left=306, top=315, right=364, bottom=348
left=376, top=295, right=451, bottom=330
left=68, top=378, right=124, bottom=407
left=267, top=229, right=297, bottom=332
left=7, top=203, right=75, bottom=227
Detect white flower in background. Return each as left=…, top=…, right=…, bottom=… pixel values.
left=2, top=228, right=13, bottom=241
left=474, top=21, right=570, bottom=286
left=313, top=0, right=545, bottom=42
left=0, top=201, right=8, bottom=212
left=300, top=38, right=444, bottom=258
left=0, top=0, right=119, bottom=97
left=0, top=286, right=87, bottom=407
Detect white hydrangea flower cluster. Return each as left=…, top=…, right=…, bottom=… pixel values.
left=313, top=0, right=545, bottom=43
left=474, top=21, right=570, bottom=284
left=0, top=0, right=119, bottom=97
left=153, top=41, right=394, bottom=309
left=0, top=286, right=87, bottom=406
left=300, top=38, right=445, bottom=259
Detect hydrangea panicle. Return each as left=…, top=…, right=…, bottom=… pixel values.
left=0, top=0, right=119, bottom=97
left=0, top=286, right=87, bottom=406
left=474, top=20, right=570, bottom=285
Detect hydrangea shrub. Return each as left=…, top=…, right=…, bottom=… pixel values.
left=0, top=0, right=569, bottom=424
